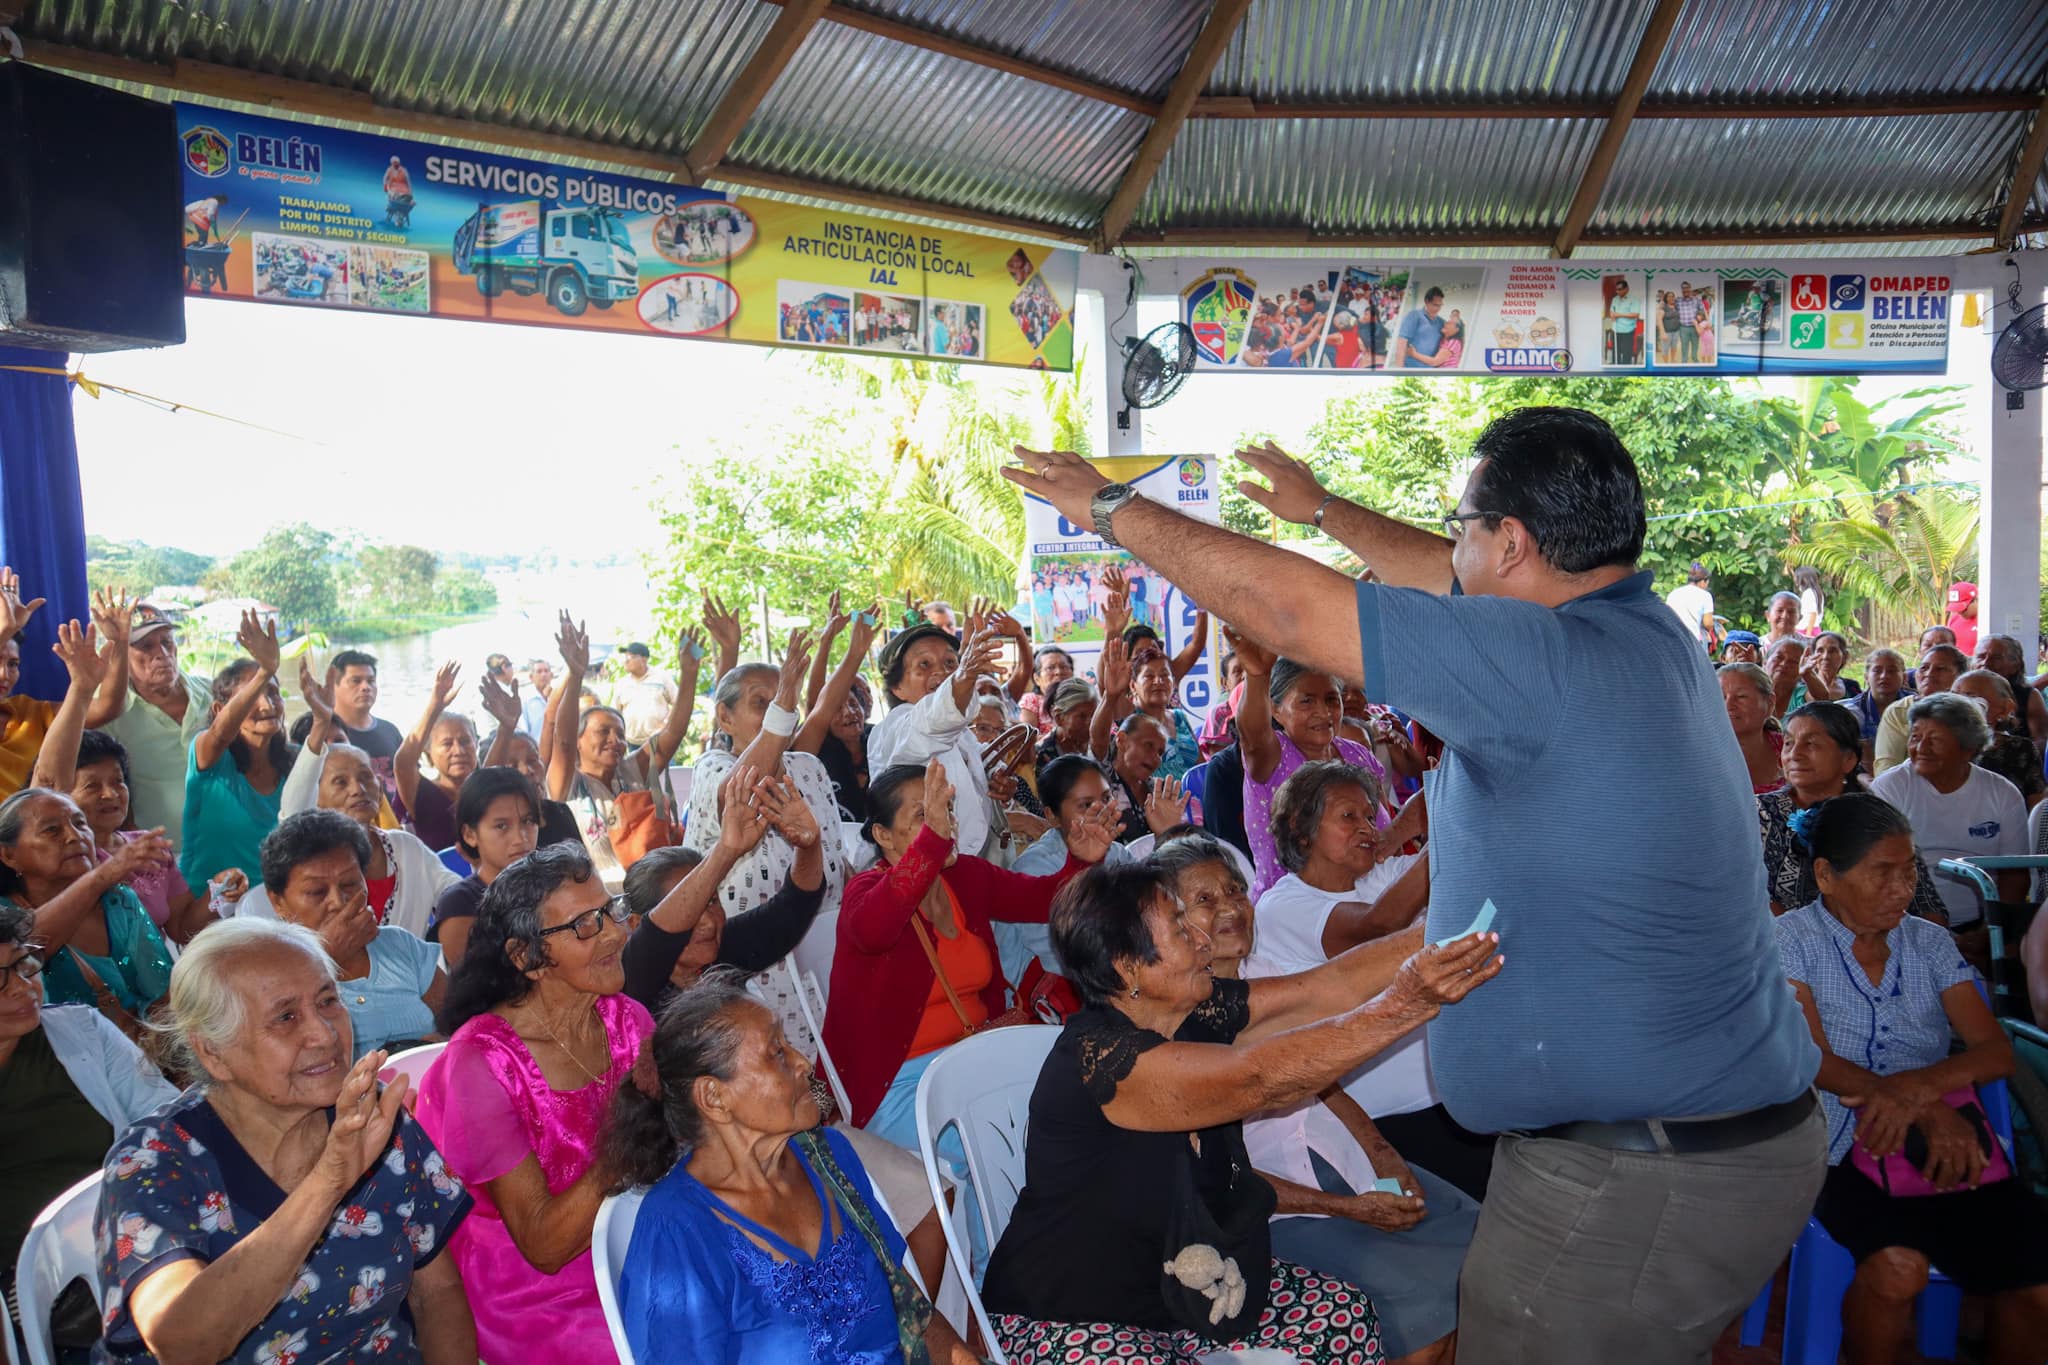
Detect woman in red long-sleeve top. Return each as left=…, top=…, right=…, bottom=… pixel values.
left=826, top=758, right=1118, bottom=1139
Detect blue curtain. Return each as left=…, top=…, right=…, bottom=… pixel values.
left=0, top=346, right=90, bottom=702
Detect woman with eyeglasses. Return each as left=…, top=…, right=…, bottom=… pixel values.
left=0, top=901, right=177, bottom=1318
left=415, top=842, right=651, bottom=1365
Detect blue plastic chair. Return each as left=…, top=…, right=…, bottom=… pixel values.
left=1182, top=761, right=1208, bottom=808
left=1773, top=1075, right=2015, bottom=1361
left=435, top=845, right=470, bottom=877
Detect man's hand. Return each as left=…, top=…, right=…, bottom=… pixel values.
left=1006, top=447, right=1110, bottom=534
left=91, top=586, right=135, bottom=652
left=1236, top=442, right=1334, bottom=526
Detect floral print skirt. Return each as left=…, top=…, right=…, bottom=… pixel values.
left=994, top=1259, right=1383, bottom=1364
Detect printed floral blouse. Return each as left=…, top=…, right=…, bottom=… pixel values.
left=93, top=1090, right=472, bottom=1363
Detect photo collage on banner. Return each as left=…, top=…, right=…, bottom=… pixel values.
left=1167, top=257, right=1950, bottom=376
left=176, top=102, right=1079, bottom=370
left=1023, top=456, right=1223, bottom=718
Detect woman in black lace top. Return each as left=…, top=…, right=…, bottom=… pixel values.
left=981, top=862, right=1500, bottom=1364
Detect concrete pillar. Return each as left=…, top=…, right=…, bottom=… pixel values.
left=1977, top=256, right=2046, bottom=670
left=1078, top=253, right=1142, bottom=457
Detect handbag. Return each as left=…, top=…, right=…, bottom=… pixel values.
left=64, top=948, right=144, bottom=1045
left=1850, top=1087, right=2013, bottom=1197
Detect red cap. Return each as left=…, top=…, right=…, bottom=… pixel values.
left=1947, top=581, right=1977, bottom=608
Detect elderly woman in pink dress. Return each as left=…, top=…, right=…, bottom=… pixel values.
left=416, top=842, right=652, bottom=1363
left=1225, top=627, right=1417, bottom=900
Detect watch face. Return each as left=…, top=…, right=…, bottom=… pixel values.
left=1096, top=483, right=1132, bottom=500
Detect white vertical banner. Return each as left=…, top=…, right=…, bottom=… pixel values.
left=1023, top=455, right=1224, bottom=717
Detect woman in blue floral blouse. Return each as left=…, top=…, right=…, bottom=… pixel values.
left=93, top=918, right=475, bottom=1364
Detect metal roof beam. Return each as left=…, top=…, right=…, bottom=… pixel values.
left=685, top=0, right=832, bottom=180
left=1996, top=92, right=2048, bottom=249
left=1097, top=0, right=1255, bottom=249
left=1553, top=0, right=1688, bottom=259
left=759, top=0, right=1161, bottom=116
left=1190, top=93, right=2044, bottom=120
left=1119, top=220, right=2042, bottom=250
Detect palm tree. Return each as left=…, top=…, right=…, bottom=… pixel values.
left=1789, top=486, right=1979, bottom=629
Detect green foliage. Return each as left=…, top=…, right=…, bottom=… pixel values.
left=647, top=355, right=1085, bottom=636
left=207, top=523, right=338, bottom=631
left=1790, top=487, right=1979, bottom=631
left=84, top=536, right=214, bottom=594
left=434, top=567, right=499, bottom=615
left=356, top=544, right=441, bottom=613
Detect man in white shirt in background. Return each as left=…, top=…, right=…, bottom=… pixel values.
left=608, top=642, right=676, bottom=747
left=1665, top=561, right=1715, bottom=651
left=517, top=657, right=554, bottom=739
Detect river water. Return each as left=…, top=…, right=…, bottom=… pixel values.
left=329, top=563, right=659, bottom=727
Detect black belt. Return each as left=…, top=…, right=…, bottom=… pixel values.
left=1524, top=1089, right=1817, bottom=1156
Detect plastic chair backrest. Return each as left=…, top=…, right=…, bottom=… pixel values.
left=379, top=1042, right=447, bottom=1093
left=914, top=1025, right=1061, bottom=1364
left=434, top=845, right=470, bottom=878
left=787, top=960, right=853, bottom=1121
left=591, top=1187, right=645, bottom=1365
left=16, top=1172, right=103, bottom=1365
left=1183, top=761, right=1208, bottom=807
left=790, top=910, right=838, bottom=1008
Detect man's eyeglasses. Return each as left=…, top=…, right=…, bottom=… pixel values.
left=537, top=899, right=632, bottom=941
left=1441, top=510, right=1499, bottom=539
left=0, top=951, right=46, bottom=988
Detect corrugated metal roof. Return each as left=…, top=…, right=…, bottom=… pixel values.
left=17, top=0, right=774, bottom=155
left=1594, top=112, right=2021, bottom=235
left=728, top=22, right=1148, bottom=230
left=1651, top=0, right=2048, bottom=102
left=1209, top=0, right=1649, bottom=103
left=1133, top=116, right=1601, bottom=233
left=10, top=0, right=2047, bottom=252
left=837, top=0, right=1211, bottom=100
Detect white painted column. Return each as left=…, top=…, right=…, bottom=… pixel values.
left=1078, top=253, right=1142, bottom=457
left=1977, top=255, right=2046, bottom=670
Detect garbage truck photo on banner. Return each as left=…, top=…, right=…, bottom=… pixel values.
left=1024, top=456, right=1223, bottom=718
left=174, top=102, right=1079, bottom=370
left=1160, top=258, right=1950, bottom=376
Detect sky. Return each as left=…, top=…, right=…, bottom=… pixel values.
left=66, top=285, right=1998, bottom=562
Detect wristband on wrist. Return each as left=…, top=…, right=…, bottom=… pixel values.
left=762, top=702, right=799, bottom=736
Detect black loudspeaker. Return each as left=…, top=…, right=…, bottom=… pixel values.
left=0, top=61, right=185, bottom=351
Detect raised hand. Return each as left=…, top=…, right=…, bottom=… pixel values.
left=1236, top=441, right=1335, bottom=526
left=52, top=619, right=109, bottom=692
left=955, top=627, right=1005, bottom=682
left=901, top=587, right=923, bottom=629
left=105, top=828, right=174, bottom=879
left=1066, top=800, right=1121, bottom=864
left=717, top=762, right=771, bottom=854
left=429, top=660, right=462, bottom=713
left=756, top=774, right=821, bottom=849
left=236, top=610, right=282, bottom=675
left=1386, top=933, right=1503, bottom=1014
left=298, top=658, right=337, bottom=725
left=478, top=672, right=522, bottom=729
left=0, top=566, right=46, bottom=644
left=555, top=610, right=590, bottom=675
left=1004, top=448, right=1111, bottom=537
left=91, top=585, right=135, bottom=651
left=1144, top=774, right=1187, bottom=834
left=821, top=590, right=851, bottom=640
left=675, top=626, right=708, bottom=695
left=701, top=594, right=744, bottom=657
left=1219, top=622, right=1277, bottom=677
left=920, top=758, right=957, bottom=843
left=1097, top=636, right=1132, bottom=698
left=776, top=628, right=814, bottom=705
left=846, top=601, right=882, bottom=659
left=313, top=1053, right=409, bottom=1198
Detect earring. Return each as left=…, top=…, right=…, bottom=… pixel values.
left=1129, top=985, right=1141, bottom=999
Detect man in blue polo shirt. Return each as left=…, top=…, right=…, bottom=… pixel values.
left=1008, top=410, right=1824, bottom=1365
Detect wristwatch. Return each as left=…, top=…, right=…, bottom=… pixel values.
left=1090, top=483, right=1140, bottom=546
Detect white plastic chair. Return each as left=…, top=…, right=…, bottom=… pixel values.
left=592, top=1187, right=645, bottom=1364
left=16, top=1172, right=103, bottom=1365
left=914, top=1025, right=1061, bottom=1363
left=378, top=1042, right=447, bottom=1093
left=786, top=960, right=852, bottom=1121
left=790, top=909, right=838, bottom=1006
